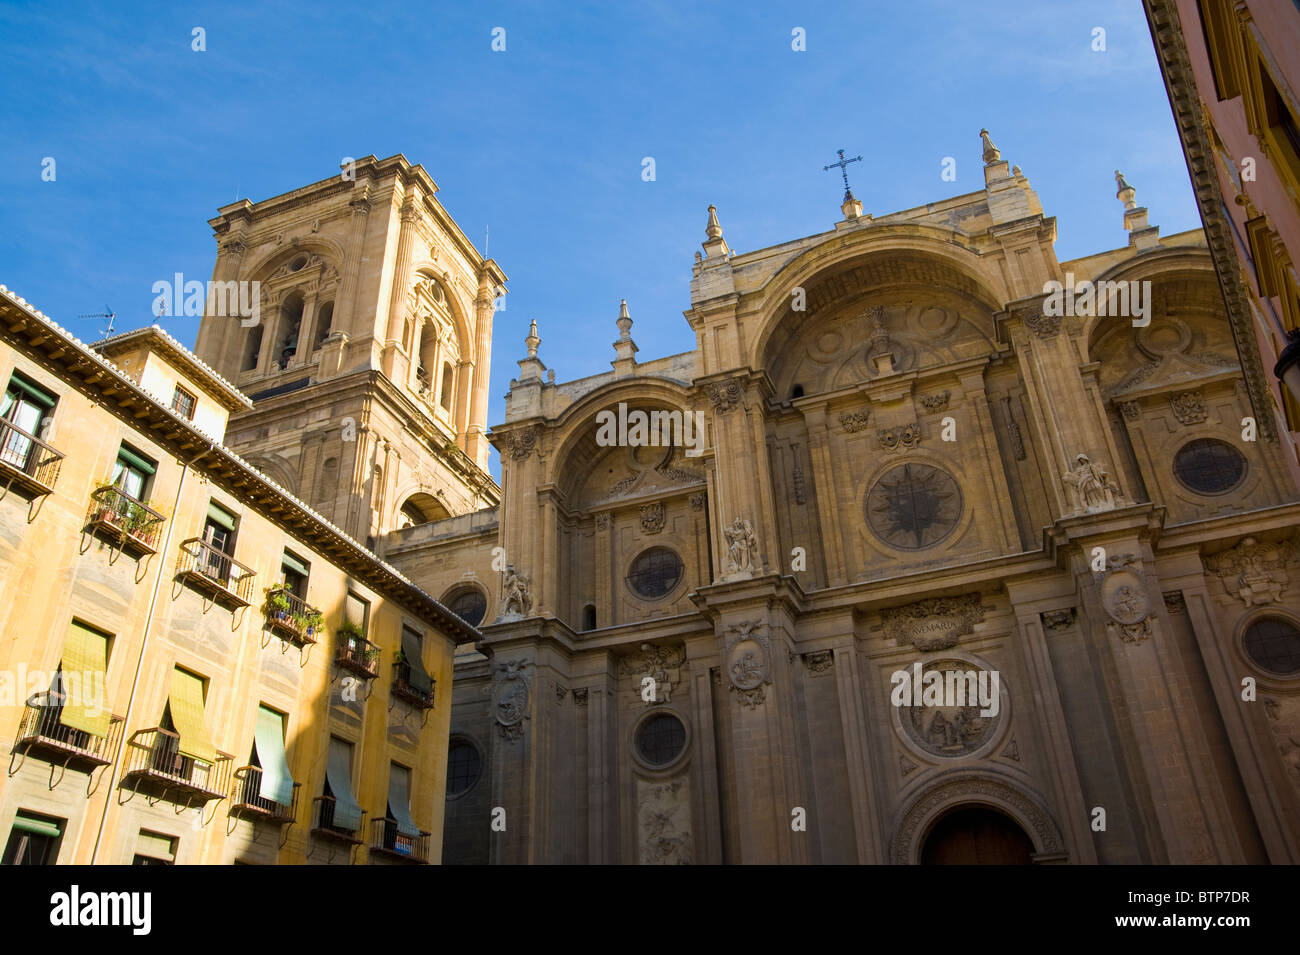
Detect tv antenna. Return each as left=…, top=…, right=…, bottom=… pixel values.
left=79, top=305, right=116, bottom=337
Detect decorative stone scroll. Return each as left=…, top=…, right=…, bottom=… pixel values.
left=501, top=425, right=540, bottom=460
left=707, top=379, right=743, bottom=414
left=640, top=501, right=666, bottom=535
left=1204, top=536, right=1292, bottom=607
left=839, top=410, right=871, bottom=433
left=492, top=659, right=531, bottom=742
left=878, top=422, right=921, bottom=453
left=723, top=622, right=771, bottom=708
left=1170, top=390, right=1207, bottom=425
left=879, top=594, right=986, bottom=651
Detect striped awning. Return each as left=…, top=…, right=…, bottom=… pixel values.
left=59, top=622, right=110, bottom=738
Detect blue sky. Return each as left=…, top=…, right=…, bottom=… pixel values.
left=0, top=0, right=1198, bottom=479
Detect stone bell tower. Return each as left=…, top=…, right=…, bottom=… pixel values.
left=194, top=155, right=505, bottom=542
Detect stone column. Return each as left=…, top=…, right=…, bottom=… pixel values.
left=466, top=270, right=498, bottom=468
left=705, top=375, right=776, bottom=581
left=200, top=235, right=249, bottom=376
left=333, top=185, right=372, bottom=335
left=381, top=190, right=422, bottom=384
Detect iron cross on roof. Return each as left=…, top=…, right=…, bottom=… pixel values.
left=823, top=148, right=862, bottom=201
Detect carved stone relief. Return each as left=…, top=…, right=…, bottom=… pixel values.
left=1204, top=536, right=1293, bottom=607
left=492, top=659, right=531, bottom=742
left=723, top=622, right=771, bottom=708
left=637, top=778, right=693, bottom=864
left=640, top=501, right=666, bottom=535
left=879, top=594, right=986, bottom=651
left=898, top=658, right=1004, bottom=758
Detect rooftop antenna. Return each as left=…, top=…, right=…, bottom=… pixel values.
left=79, top=305, right=116, bottom=338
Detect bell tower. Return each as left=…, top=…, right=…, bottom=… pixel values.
left=194, top=155, right=505, bottom=542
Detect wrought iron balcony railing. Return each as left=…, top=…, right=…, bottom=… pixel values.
left=368, top=817, right=431, bottom=864
left=230, top=766, right=300, bottom=824
left=310, top=795, right=365, bottom=845
left=264, top=587, right=322, bottom=644
left=335, top=633, right=380, bottom=679
left=177, top=537, right=256, bottom=607
left=120, top=727, right=232, bottom=805
left=86, top=485, right=165, bottom=553
left=391, top=661, right=434, bottom=709
left=0, top=418, right=64, bottom=496
left=15, top=691, right=123, bottom=768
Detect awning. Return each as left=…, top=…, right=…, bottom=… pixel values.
left=11, top=815, right=61, bottom=838
left=5, top=373, right=57, bottom=409
left=59, top=622, right=110, bottom=738
left=325, top=737, right=364, bottom=831
left=253, top=706, right=294, bottom=806
left=168, top=669, right=218, bottom=764
left=388, top=764, right=418, bottom=837
left=281, top=551, right=310, bottom=578
left=400, top=628, right=432, bottom=694
left=116, top=444, right=156, bottom=476
left=206, top=502, right=236, bottom=532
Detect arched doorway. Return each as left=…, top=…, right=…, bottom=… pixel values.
left=920, top=806, right=1034, bottom=865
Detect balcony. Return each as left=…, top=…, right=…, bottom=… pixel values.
left=264, top=588, right=323, bottom=645
left=310, top=796, right=365, bottom=845
left=86, top=485, right=165, bottom=555
left=391, top=661, right=434, bottom=710
left=177, top=537, right=255, bottom=608
left=230, top=766, right=300, bottom=825
left=368, top=818, right=431, bottom=864
left=120, top=727, right=232, bottom=806
left=14, top=692, right=123, bottom=771
left=0, top=418, right=63, bottom=497
left=335, top=630, right=380, bottom=679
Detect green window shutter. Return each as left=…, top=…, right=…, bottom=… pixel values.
left=11, top=815, right=62, bottom=838
left=400, top=628, right=432, bottom=694
left=116, top=444, right=157, bottom=476
left=206, top=502, right=236, bottom=532
left=388, top=764, right=418, bottom=837
left=281, top=551, right=310, bottom=578
left=6, top=373, right=57, bottom=409
left=252, top=706, right=294, bottom=806
left=59, top=622, right=111, bottom=738
left=325, top=737, right=363, bottom=830
left=168, top=669, right=217, bottom=764
left=135, top=831, right=175, bottom=862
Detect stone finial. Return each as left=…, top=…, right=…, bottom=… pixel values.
left=1115, top=169, right=1137, bottom=209
left=702, top=204, right=730, bottom=258
left=705, top=204, right=723, bottom=240
left=980, top=128, right=1001, bottom=163
left=525, top=318, right=540, bottom=359
left=612, top=299, right=638, bottom=374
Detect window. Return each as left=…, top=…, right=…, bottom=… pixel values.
left=790, top=384, right=805, bottom=399
left=276, top=295, right=304, bottom=370
left=132, top=830, right=176, bottom=865
left=112, top=443, right=156, bottom=501
left=281, top=550, right=310, bottom=597
left=385, top=763, right=419, bottom=853
left=2, top=811, right=64, bottom=865
left=626, top=547, right=685, bottom=600
left=248, top=705, right=295, bottom=809
left=166, top=668, right=218, bottom=767
left=2, top=372, right=57, bottom=472
left=170, top=385, right=197, bottom=420
left=243, top=325, right=263, bottom=371
left=321, top=736, right=363, bottom=833
left=581, top=603, right=597, bottom=632
left=313, top=302, right=334, bottom=351
left=1260, top=61, right=1300, bottom=189
left=198, top=501, right=237, bottom=581
left=1243, top=617, right=1300, bottom=676
left=446, top=740, right=481, bottom=796
left=865, top=462, right=963, bottom=550
left=1173, top=438, right=1247, bottom=495
left=395, top=626, right=435, bottom=706
left=635, top=713, right=686, bottom=767
left=58, top=621, right=112, bottom=740
left=345, top=592, right=370, bottom=634
left=440, top=363, right=454, bottom=412
left=444, top=587, right=487, bottom=627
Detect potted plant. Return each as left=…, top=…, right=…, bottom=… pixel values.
left=301, top=607, right=325, bottom=637
left=364, top=645, right=382, bottom=666
left=266, top=589, right=291, bottom=620
left=337, top=619, right=365, bottom=650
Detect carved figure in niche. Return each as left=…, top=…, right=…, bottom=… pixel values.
left=724, top=517, right=757, bottom=575
left=1062, top=453, right=1119, bottom=512
left=500, top=564, right=533, bottom=617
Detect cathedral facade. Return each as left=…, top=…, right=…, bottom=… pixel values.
left=198, top=136, right=1300, bottom=865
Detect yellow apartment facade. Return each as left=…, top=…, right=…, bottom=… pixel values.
left=0, top=288, right=477, bottom=865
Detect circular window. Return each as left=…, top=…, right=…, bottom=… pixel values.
left=444, top=588, right=487, bottom=627
left=1173, top=438, right=1246, bottom=495
left=1243, top=617, right=1300, bottom=676
left=636, top=713, right=687, bottom=767
left=627, top=547, right=684, bottom=600
left=289, top=255, right=307, bottom=272
left=446, top=740, right=481, bottom=796
left=865, top=463, right=963, bottom=550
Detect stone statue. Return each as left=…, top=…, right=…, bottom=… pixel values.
left=724, top=517, right=756, bottom=576
left=500, top=564, right=533, bottom=618
left=1062, top=453, right=1118, bottom=512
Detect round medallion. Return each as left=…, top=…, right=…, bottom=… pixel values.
left=898, top=658, right=1004, bottom=758
left=865, top=463, right=963, bottom=550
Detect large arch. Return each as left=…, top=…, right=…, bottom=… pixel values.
left=746, top=225, right=1009, bottom=374
left=890, top=771, right=1067, bottom=864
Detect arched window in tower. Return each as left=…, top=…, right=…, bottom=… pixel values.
left=581, top=604, right=597, bottom=632
left=243, top=325, right=263, bottom=371
left=417, top=318, right=439, bottom=399
left=276, top=294, right=304, bottom=370
left=440, top=362, right=454, bottom=412
left=313, top=301, right=334, bottom=351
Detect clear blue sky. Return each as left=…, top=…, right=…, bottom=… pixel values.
left=0, top=0, right=1199, bottom=480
